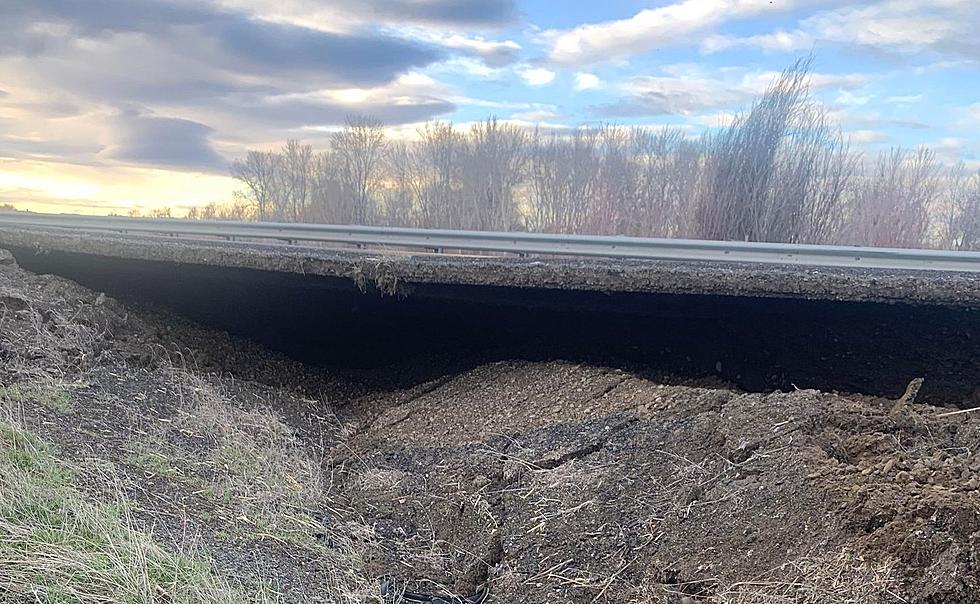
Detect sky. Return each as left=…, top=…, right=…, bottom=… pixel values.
left=1, top=0, right=979, bottom=215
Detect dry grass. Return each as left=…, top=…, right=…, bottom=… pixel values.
left=1, top=270, right=381, bottom=603
left=173, top=373, right=329, bottom=543
left=713, top=549, right=903, bottom=603
left=0, top=289, right=103, bottom=382
left=166, top=370, right=379, bottom=603
left=0, top=408, right=271, bottom=604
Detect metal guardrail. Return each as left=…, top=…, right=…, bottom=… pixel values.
left=1, top=211, right=979, bottom=272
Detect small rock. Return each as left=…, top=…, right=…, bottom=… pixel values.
left=883, top=458, right=897, bottom=474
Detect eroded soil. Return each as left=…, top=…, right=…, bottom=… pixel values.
left=1, top=249, right=978, bottom=603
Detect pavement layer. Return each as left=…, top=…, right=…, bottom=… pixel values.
left=2, top=227, right=979, bottom=307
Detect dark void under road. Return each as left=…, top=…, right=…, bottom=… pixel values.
left=9, top=247, right=980, bottom=406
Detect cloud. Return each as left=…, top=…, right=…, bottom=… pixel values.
left=596, top=67, right=868, bottom=117
left=359, top=0, right=516, bottom=26
left=847, top=129, right=890, bottom=144
left=596, top=75, right=750, bottom=117
left=520, top=67, right=556, bottom=86
left=836, top=90, right=872, bottom=107
left=689, top=111, right=737, bottom=127
left=399, top=29, right=521, bottom=67
left=447, top=97, right=556, bottom=112
left=931, top=136, right=974, bottom=164
left=212, top=20, right=442, bottom=84
left=826, top=107, right=932, bottom=132
left=574, top=73, right=602, bottom=91
left=1, top=0, right=445, bottom=87
left=106, top=113, right=227, bottom=171
left=429, top=34, right=521, bottom=67
left=181, top=71, right=456, bottom=138
left=228, top=96, right=455, bottom=130
left=702, top=30, right=812, bottom=54
left=884, top=94, right=923, bottom=105
left=510, top=109, right=559, bottom=122
left=0, top=0, right=463, bottom=171
left=542, top=0, right=807, bottom=65
left=968, top=103, right=980, bottom=117
left=0, top=135, right=106, bottom=164
left=703, top=0, right=980, bottom=62
left=220, top=0, right=517, bottom=28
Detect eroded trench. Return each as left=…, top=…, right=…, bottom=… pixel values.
left=10, top=248, right=980, bottom=406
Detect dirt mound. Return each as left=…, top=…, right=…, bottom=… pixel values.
left=1, top=250, right=978, bottom=603
left=337, top=365, right=980, bottom=603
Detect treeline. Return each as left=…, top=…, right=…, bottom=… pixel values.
left=196, top=60, right=979, bottom=251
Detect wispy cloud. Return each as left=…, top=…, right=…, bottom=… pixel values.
left=219, top=0, right=518, bottom=29
left=702, top=0, right=980, bottom=61
left=847, top=129, right=890, bottom=144
left=596, top=67, right=868, bottom=117
left=542, top=0, right=808, bottom=65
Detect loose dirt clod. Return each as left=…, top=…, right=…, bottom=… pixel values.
left=1, top=255, right=978, bottom=603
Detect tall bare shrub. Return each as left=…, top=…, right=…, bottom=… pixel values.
left=845, top=148, right=939, bottom=248
left=693, top=59, right=853, bottom=243
left=936, top=166, right=980, bottom=251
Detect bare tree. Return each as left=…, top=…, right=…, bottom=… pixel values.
left=332, top=116, right=387, bottom=224
left=231, top=150, right=279, bottom=221
left=188, top=196, right=257, bottom=221
left=222, top=57, right=971, bottom=252
left=459, top=118, right=529, bottom=231
left=583, top=126, right=634, bottom=235
left=279, top=139, right=314, bottom=222
left=308, top=150, right=345, bottom=224
left=380, top=142, right=417, bottom=227
left=527, top=127, right=601, bottom=233
left=629, top=127, right=705, bottom=238
left=412, top=122, right=465, bottom=228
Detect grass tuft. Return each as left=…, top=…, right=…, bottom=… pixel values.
left=0, top=412, right=271, bottom=604
left=0, top=379, right=74, bottom=413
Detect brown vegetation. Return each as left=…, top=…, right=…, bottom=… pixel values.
left=193, top=60, right=978, bottom=251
